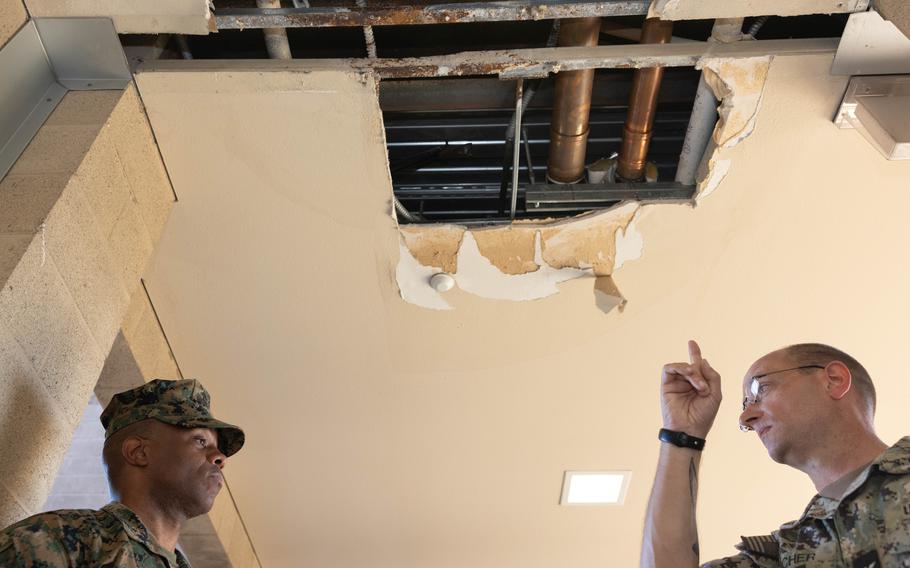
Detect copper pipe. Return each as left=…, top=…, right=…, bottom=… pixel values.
left=546, top=17, right=601, bottom=184
left=617, top=18, right=673, bottom=182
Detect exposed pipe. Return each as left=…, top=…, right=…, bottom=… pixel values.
left=510, top=79, right=524, bottom=220
left=616, top=18, right=673, bottom=182
left=497, top=80, right=541, bottom=213
left=257, top=0, right=293, bottom=59
left=356, top=0, right=378, bottom=58
left=674, top=74, right=718, bottom=185
left=546, top=17, right=601, bottom=184
left=497, top=20, right=558, bottom=214
left=523, top=126, right=536, bottom=185
left=747, top=15, right=770, bottom=38
left=394, top=197, right=423, bottom=223
left=176, top=35, right=193, bottom=60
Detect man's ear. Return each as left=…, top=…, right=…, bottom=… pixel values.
left=825, top=360, right=852, bottom=400
left=121, top=436, right=150, bottom=467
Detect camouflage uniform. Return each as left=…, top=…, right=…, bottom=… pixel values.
left=703, top=436, right=910, bottom=568
left=0, top=379, right=244, bottom=568
left=0, top=503, right=191, bottom=567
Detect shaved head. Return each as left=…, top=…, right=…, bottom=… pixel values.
left=102, top=419, right=158, bottom=492
left=781, top=343, right=876, bottom=417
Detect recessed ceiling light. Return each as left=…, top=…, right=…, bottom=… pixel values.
left=560, top=471, right=631, bottom=505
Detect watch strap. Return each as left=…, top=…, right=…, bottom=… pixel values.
left=658, top=428, right=706, bottom=451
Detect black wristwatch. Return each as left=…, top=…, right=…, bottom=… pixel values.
left=658, top=428, right=706, bottom=451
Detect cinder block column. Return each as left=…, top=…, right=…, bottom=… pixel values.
left=0, top=85, right=175, bottom=527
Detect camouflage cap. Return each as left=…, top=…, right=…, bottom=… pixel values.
left=100, top=379, right=244, bottom=457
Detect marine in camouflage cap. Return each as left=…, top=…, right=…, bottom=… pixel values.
left=100, top=379, right=244, bottom=457
left=1, top=378, right=243, bottom=567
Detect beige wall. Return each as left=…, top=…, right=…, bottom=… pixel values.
left=22, top=0, right=212, bottom=34
left=137, top=53, right=910, bottom=567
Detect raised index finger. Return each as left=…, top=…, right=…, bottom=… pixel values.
left=688, top=339, right=703, bottom=365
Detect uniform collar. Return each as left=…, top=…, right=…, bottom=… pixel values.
left=876, top=436, right=910, bottom=474
left=102, top=502, right=190, bottom=568
left=794, top=436, right=910, bottom=521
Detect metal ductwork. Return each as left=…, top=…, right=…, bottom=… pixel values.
left=616, top=18, right=673, bottom=182
left=546, top=17, right=601, bottom=184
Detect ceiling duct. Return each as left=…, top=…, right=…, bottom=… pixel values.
left=546, top=17, right=601, bottom=184
left=617, top=18, right=673, bottom=181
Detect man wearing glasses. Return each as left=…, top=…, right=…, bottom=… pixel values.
left=640, top=341, right=907, bottom=567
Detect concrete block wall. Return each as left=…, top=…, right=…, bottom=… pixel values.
left=0, top=85, right=175, bottom=527
left=0, top=0, right=27, bottom=48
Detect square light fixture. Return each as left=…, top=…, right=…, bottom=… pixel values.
left=560, top=471, right=632, bottom=505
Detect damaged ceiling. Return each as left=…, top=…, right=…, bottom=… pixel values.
left=134, top=42, right=910, bottom=568
left=18, top=0, right=908, bottom=565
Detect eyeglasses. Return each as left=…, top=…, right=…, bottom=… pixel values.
left=739, top=364, right=826, bottom=432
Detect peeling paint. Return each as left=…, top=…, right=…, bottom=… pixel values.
left=612, top=207, right=645, bottom=271
left=399, top=225, right=465, bottom=273
left=696, top=156, right=731, bottom=201
left=395, top=203, right=639, bottom=307
left=594, top=275, right=625, bottom=314
left=540, top=203, right=639, bottom=276
left=472, top=225, right=539, bottom=275
left=701, top=57, right=770, bottom=148
left=692, top=56, right=770, bottom=202
left=454, top=231, right=588, bottom=301
left=396, top=239, right=453, bottom=310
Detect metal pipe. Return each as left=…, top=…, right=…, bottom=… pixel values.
left=176, top=35, right=193, bottom=60
left=675, top=74, right=718, bottom=185
left=356, top=0, right=378, bottom=58
left=748, top=15, right=770, bottom=38
left=257, top=0, right=293, bottom=60
left=546, top=17, right=601, bottom=184
left=498, top=80, right=541, bottom=213
left=616, top=18, right=673, bottom=182
left=523, top=126, right=536, bottom=185
left=510, top=79, right=524, bottom=220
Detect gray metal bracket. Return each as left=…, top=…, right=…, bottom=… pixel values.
left=0, top=18, right=131, bottom=180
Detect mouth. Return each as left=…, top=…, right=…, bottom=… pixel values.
left=758, top=426, right=772, bottom=438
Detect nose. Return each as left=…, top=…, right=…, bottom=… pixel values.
left=739, top=402, right=762, bottom=432
left=209, top=448, right=227, bottom=470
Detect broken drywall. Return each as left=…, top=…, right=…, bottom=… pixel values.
left=472, top=226, right=539, bottom=275
left=399, top=224, right=465, bottom=274
left=395, top=56, right=771, bottom=309
left=612, top=207, right=645, bottom=271
left=701, top=57, right=771, bottom=148
left=396, top=203, right=639, bottom=310
left=540, top=204, right=639, bottom=275
left=693, top=56, right=770, bottom=201
left=649, top=0, right=869, bottom=20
